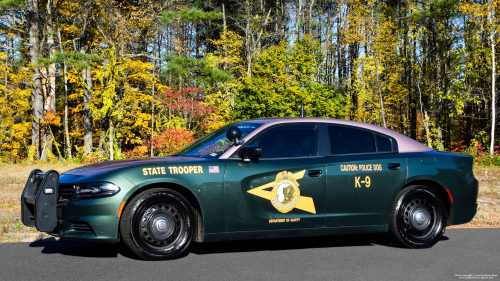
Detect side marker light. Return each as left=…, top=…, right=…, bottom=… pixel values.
left=117, top=201, right=127, bottom=218
left=446, top=189, right=453, bottom=203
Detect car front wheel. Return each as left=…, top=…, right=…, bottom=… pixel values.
left=120, top=188, right=195, bottom=260
left=389, top=185, right=447, bottom=248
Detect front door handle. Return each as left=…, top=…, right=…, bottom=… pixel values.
left=387, top=163, right=401, bottom=170
left=307, top=170, right=323, bottom=177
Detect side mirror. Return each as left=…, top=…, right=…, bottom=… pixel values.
left=226, top=126, right=244, bottom=145
left=238, top=146, right=262, bottom=162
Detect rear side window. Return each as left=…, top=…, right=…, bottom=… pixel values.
left=328, top=126, right=376, bottom=154
left=376, top=135, right=392, bottom=152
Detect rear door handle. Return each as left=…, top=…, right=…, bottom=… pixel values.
left=308, top=170, right=323, bottom=177
left=387, top=163, right=401, bottom=170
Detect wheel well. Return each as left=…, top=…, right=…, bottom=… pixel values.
left=403, top=180, right=453, bottom=225
left=121, top=183, right=204, bottom=242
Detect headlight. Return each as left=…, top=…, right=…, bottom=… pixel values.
left=74, top=182, right=120, bottom=199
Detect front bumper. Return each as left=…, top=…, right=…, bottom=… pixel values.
left=53, top=198, right=121, bottom=244
left=21, top=169, right=123, bottom=244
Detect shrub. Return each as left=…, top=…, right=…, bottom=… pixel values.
left=144, top=128, right=195, bottom=157
left=455, top=140, right=500, bottom=166
left=123, top=145, right=149, bottom=159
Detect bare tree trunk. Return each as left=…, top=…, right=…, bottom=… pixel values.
left=57, top=20, right=71, bottom=158
left=151, top=57, right=155, bottom=157
left=3, top=44, right=8, bottom=97
left=109, top=120, right=114, bottom=161
left=410, top=32, right=417, bottom=140
left=336, top=14, right=341, bottom=83
left=245, top=1, right=252, bottom=77
left=490, top=1, right=497, bottom=156
left=307, top=0, right=315, bottom=35
left=44, top=0, right=56, bottom=158
left=99, top=58, right=109, bottom=151
left=427, top=20, right=444, bottom=150
left=296, top=0, right=302, bottom=39
left=435, top=53, right=444, bottom=151
left=417, top=72, right=432, bottom=149
left=80, top=17, right=93, bottom=154
left=236, top=0, right=272, bottom=78
left=490, top=43, right=497, bottom=155
left=27, top=0, right=44, bottom=160
left=83, top=67, right=93, bottom=154
left=423, top=111, right=432, bottom=148
left=370, top=10, right=386, bottom=128
left=222, top=3, right=226, bottom=30
left=322, top=5, right=332, bottom=79
left=373, top=52, right=387, bottom=128
left=246, top=52, right=252, bottom=77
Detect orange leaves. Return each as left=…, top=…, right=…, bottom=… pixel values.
left=143, top=128, right=195, bottom=157
left=123, top=145, right=148, bottom=159
left=40, top=111, right=61, bottom=127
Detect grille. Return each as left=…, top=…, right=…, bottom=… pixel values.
left=70, top=222, right=94, bottom=233
left=58, top=184, right=74, bottom=201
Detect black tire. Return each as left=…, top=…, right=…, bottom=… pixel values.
left=389, top=185, right=446, bottom=248
left=120, top=188, right=195, bottom=260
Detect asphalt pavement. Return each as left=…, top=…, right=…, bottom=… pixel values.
left=0, top=229, right=498, bottom=281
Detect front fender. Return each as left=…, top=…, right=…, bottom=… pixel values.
left=117, top=163, right=226, bottom=234
left=121, top=177, right=196, bottom=203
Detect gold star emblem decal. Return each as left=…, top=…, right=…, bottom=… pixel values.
left=247, top=170, right=316, bottom=214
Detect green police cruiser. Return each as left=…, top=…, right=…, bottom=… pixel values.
left=21, top=118, right=478, bottom=260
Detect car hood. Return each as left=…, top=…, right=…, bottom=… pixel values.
left=62, top=156, right=204, bottom=176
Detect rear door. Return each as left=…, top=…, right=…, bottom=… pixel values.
left=324, top=125, right=407, bottom=227
left=224, top=124, right=327, bottom=232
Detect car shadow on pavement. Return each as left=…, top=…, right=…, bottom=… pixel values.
left=190, top=230, right=449, bottom=255
left=190, top=233, right=400, bottom=255
left=190, top=233, right=450, bottom=255
left=28, top=233, right=450, bottom=259
left=28, top=239, right=142, bottom=260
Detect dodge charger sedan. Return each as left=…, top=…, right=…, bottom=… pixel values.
left=21, top=118, right=478, bottom=260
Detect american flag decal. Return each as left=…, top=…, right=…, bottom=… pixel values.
left=209, top=166, right=219, bottom=173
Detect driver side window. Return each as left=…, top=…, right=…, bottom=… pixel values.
left=246, top=125, right=318, bottom=158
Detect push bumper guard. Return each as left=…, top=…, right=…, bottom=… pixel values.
left=21, top=169, right=60, bottom=233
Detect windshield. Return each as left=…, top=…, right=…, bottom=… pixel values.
left=176, top=122, right=263, bottom=158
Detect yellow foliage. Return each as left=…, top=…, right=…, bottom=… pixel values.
left=210, top=30, right=245, bottom=76
left=0, top=54, right=33, bottom=159
left=202, top=30, right=246, bottom=130
left=1, top=122, right=31, bottom=158
left=348, top=0, right=407, bottom=129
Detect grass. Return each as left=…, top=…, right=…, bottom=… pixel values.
left=0, top=163, right=498, bottom=243
left=447, top=166, right=500, bottom=229
left=0, top=162, right=80, bottom=243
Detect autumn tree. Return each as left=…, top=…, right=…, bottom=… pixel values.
left=461, top=0, right=500, bottom=155
left=236, top=36, right=348, bottom=119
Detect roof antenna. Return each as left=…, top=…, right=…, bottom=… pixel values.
left=300, top=99, right=304, bottom=118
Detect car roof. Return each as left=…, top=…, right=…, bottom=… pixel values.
left=219, top=118, right=432, bottom=159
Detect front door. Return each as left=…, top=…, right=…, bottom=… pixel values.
left=224, top=124, right=326, bottom=232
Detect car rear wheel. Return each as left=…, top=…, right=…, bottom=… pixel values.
left=120, top=188, right=195, bottom=260
left=389, top=185, right=446, bottom=248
